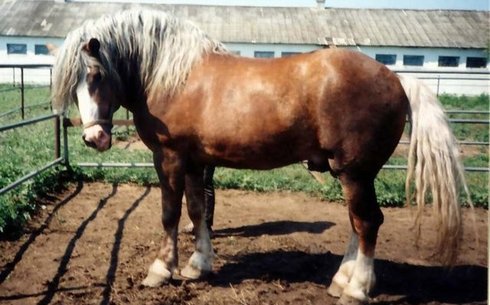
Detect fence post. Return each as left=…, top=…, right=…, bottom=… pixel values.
left=49, top=68, right=53, bottom=90
left=126, top=109, right=130, bottom=133
left=62, top=116, right=70, bottom=167
left=20, top=67, right=25, bottom=120
left=436, top=75, right=440, bottom=97
left=49, top=68, right=53, bottom=112
left=55, top=115, right=61, bottom=159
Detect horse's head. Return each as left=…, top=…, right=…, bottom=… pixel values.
left=76, top=38, right=121, bottom=151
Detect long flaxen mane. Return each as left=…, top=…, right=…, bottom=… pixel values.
left=51, top=9, right=229, bottom=112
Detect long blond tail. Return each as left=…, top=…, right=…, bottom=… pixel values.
left=398, top=75, right=472, bottom=264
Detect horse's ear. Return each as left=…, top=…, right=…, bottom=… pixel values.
left=83, top=38, right=100, bottom=57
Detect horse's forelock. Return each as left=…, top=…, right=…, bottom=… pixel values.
left=51, top=30, right=86, bottom=113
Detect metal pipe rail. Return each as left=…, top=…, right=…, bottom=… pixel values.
left=382, top=164, right=489, bottom=172
left=0, top=158, right=63, bottom=196
left=77, top=162, right=153, bottom=168
left=74, top=162, right=490, bottom=172
left=0, top=114, right=63, bottom=195
left=394, top=69, right=490, bottom=75
left=0, top=113, right=57, bottom=132
left=0, top=101, right=52, bottom=119
left=399, top=140, right=489, bottom=146
left=446, top=110, right=490, bottom=115
left=448, top=118, right=489, bottom=124
left=0, top=64, right=53, bottom=119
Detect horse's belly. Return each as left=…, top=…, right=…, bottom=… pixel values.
left=211, top=151, right=301, bottom=170
left=200, top=133, right=321, bottom=170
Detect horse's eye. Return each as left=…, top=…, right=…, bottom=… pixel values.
left=93, top=73, right=102, bottom=82
left=87, top=72, right=102, bottom=84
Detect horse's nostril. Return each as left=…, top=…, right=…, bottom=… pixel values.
left=82, top=134, right=97, bottom=149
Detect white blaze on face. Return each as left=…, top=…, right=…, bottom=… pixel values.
left=76, top=78, right=99, bottom=125
left=76, top=78, right=111, bottom=151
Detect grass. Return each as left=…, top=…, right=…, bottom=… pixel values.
left=0, top=86, right=488, bottom=233
left=440, top=94, right=489, bottom=142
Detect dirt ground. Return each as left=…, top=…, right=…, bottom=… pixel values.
left=0, top=182, right=487, bottom=305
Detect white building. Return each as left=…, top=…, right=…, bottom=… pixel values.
left=0, top=0, right=488, bottom=94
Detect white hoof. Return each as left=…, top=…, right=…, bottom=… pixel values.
left=181, top=264, right=206, bottom=279
left=329, top=260, right=354, bottom=298
left=340, top=280, right=371, bottom=305
left=141, top=259, right=173, bottom=287
left=327, top=281, right=345, bottom=298
left=337, top=293, right=368, bottom=305
left=181, top=251, right=212, bottom=279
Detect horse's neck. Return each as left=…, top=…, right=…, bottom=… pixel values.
left=114, top=57, right=147, bottom=112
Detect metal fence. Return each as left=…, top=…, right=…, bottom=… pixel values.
left=394, top=69, right=490, bottom=96
left=0, top=64, right=53, bottom=120
left=0, top=114, right=64, bottom=195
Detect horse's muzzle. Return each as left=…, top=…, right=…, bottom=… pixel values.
left=82, top=124, right=112, bottom=152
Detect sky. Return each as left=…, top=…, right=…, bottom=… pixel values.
left=102, top=0, right=489, bottom=11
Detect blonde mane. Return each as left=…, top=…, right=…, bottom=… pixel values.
left=51, top=9, right=228, bottom=112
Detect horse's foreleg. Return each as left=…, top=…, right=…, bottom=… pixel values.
left=142, top=150, right=185, bottom=287
left=181, top=166, right=214, bottom=279
left=329, top=175, right=382, bottom=305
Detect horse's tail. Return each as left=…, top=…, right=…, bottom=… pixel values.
left=398, top=75, right=472, bottom=264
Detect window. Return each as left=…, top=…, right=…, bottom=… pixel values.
left=375, top=54, right=396, bottom=65
left=281, top=52, right=300, bottom=57
left=35, top=44, right=49, bottom=55
left=254, top=51, right=274, bottom=58
left=438, top=56, right=459, bottom=67
left=230, top=50, right=241, bottom=56
left=7, top=43, right=27, bottom=54
left=466, top=57, right=487, bottom=68
left=403, top=55, right=424, bottom=66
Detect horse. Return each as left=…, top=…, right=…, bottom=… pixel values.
left=51, top=9, right=470, bottom=305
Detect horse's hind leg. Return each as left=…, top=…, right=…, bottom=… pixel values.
left=181, top=165, right=214, bottom=279
left=329, top=174, right=383, bottom=305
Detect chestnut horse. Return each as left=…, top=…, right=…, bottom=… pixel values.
left=52, top=10, right=469, bottom=305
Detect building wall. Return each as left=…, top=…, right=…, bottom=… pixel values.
left=353, top=46, right=490, bottom=95
left=0, top=36, right=62, bottom=64
left=357, top=46, right=488, bottom=70
left=0, top=36, right=62, bottom=85
left=0, top=36, right=488, bottom=95
left=225, top=42, right=320, bottom=58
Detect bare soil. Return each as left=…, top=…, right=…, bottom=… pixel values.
left=0, top=183, right=487, bottom=305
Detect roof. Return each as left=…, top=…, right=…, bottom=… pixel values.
left=0, top=0, right=488, bottom=48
